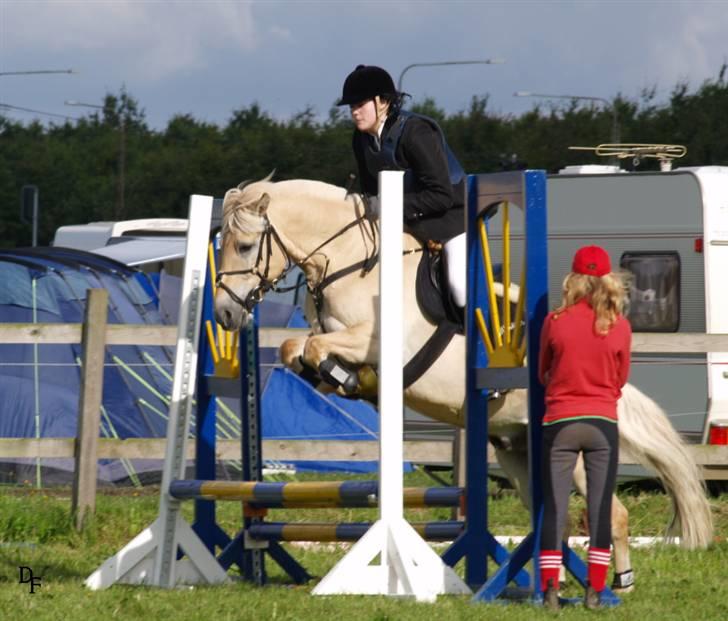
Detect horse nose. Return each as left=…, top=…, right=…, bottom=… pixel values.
left=214, top=305, right=235, bottom=331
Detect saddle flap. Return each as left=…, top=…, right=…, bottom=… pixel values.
left=415, top=246, right=464, bottom=332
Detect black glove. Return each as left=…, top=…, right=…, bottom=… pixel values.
left=365, top=194, right=380, bottom=217
left=404, top=204, right=423, bottom=221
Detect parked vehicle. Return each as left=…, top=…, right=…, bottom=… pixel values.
left=487, top=151, right=728, bottom=454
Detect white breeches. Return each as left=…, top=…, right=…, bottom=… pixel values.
left=444, top=232, right=466, bottom=308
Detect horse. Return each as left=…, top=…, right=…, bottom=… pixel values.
left=213, top=175, right=713, bottom=592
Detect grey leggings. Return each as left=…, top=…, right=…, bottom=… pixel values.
left=540, top=418, right=619, bottom=551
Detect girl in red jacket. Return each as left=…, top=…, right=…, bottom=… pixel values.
left=538, top=245, right=632, bottom=610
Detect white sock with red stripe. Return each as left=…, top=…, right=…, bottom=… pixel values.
left=540, top=550, right=562, bottom=592
left=587, top=546, right=611, bottom=592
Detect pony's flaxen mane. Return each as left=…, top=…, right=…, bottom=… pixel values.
left=223, top=175, right=361, bottom=238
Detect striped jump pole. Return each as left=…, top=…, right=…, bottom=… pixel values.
left=169, top=479, right=464, bottom=509
left=248, top=521, right=465, bottom=543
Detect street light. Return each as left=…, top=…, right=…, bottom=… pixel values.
left=397, top=58, right=506, bottom=92
left=0, top=69, right=75, bottom=77
left=65, top=99, right=126, bottom=220
left=0, top=102, right=76, bottom=120
left=0, top=69, right=78, bottom=119
left=64, top=99, right=102, bottom=110
left=514, top=90, right=620, bottom=143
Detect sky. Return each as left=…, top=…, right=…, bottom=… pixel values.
left=1, top=0, right=727, bottom=130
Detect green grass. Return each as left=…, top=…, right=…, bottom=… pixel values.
left=1, top=473, right=727, bottom=620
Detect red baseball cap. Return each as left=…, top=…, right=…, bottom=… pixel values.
left=572, top=245, right=611, bottom=277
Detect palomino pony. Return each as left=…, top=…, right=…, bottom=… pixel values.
left=213, top=176, right=713, bottom=591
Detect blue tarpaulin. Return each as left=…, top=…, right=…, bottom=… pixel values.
left=0, top=247, right=385, bottom=485
left=0, top=248, right=174, bottom=485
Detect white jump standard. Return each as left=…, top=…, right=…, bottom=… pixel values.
left=311, top=171, right=470, bottom=602
left=85, top=196, right=229, bottom=589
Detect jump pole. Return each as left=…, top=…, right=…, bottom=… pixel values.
left=311, top=171, right=470, bottom=602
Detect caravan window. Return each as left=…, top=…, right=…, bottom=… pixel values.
left=620, top=252, right=680, bottom=332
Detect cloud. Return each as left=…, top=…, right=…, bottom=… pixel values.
left=2, top=0, right=259, bottom=81
left=268, top=24, right=291, bottom=40
left=646, top=7, right=728, bottom=93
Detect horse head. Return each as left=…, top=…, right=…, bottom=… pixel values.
left=214, top=175, right=290, bottom=330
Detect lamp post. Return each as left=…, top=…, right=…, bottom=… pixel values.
left=514, top=90, right=620, bottom=143
left=0, top=69, right=75, bottom=77
left=0, top=69, right=77, bottom=119
left=397, top=58, right=506, bottom=92
left=65, top=99, right=126, bottom=220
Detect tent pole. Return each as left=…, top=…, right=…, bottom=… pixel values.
left=32, top=278, right=41, bottom=489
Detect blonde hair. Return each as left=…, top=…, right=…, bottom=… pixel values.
left=555, top=271, right=631, bottom=335
left=374, top=95, right=390, bottom=126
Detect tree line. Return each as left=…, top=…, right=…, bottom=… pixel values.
left=1, top=66, right=728, bottom=248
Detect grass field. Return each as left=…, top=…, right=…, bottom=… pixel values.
left=1, top=472, right=727, bottom=620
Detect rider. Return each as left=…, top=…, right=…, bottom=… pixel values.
left=538, top=245, right=632, bottom=610
left=337, top=64, right=467, bottom=307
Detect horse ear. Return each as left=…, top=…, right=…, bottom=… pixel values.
left=255, top=193, right=270, bottom=215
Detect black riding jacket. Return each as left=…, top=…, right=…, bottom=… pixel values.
left=352, top=112, right=466, bottom=244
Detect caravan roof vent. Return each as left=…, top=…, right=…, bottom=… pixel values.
left=558, top=165, right=623, bottom=175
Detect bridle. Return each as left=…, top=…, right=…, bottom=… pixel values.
left=215, top=205, right=378, bottom=316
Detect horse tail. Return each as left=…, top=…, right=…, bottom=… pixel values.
left=618, top=383, right=713, bottom=549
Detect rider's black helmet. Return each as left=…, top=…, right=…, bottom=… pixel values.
left=337, top=65, right=398, bottom=106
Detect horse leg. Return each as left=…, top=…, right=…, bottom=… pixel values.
left=279, top=293, right=321, bottom=372
left=573, top=456, right=634, bottom=593
left=280, top=335, right=309, bottom=370
left=494, top=447, right=573, bottom=586
left=493, top=447, right=530, bottom=508
left=300, top=321, right=376, bottom=394
left=609, top=495, right=633, bottom=592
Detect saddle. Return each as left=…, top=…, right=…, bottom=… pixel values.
left=402, top=245, right=464, bottom=388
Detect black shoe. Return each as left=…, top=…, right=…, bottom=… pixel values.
left=543, top=579, right=560, bottom=610
left=584, top=584, right=601, bottom=609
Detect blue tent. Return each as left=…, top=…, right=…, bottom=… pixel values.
left=0, top=247, right=384, bottom=485
left=260, top=369, right=382, bottom=473
left=0, top=248, right=174, bottom=485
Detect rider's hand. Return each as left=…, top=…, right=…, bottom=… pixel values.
left=365, top=195, right=379, bottom=217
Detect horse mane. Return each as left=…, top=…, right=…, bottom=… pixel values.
left=223, top=173, right=359, bottom=236
left=236, top=169, right=276, bottom=192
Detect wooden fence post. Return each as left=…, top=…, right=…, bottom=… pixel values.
left=71, top=288, right=109, bottom=531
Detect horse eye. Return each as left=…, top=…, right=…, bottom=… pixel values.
left=237, top=243, right=253, bottom=254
